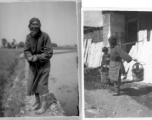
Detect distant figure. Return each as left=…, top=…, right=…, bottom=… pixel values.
left=24, top=18, right=53, bottom=114
left=101, top=47, right=110, bottom=72
left=108, top=36, right=136, bottom=96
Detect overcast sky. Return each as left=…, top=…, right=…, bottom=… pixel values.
left=84, top=11, right=103, bottom=27
left=0, top=1, right=77, bottom=46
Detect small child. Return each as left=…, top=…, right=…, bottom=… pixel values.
left=101, top=47, right=110, bottom=72
left=99, top=47, right=111, bottom=87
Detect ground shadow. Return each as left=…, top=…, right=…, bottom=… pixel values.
left=121, top=80, right=136, bottom=85
left=121, top=86, right=152, bottom=96
left=120, top=83, right=152, bottom=110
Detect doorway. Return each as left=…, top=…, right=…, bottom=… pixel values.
left=127, top=20, right=137, bottom=53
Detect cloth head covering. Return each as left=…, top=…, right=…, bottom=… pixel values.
left=28, top=17, right=41, bottom=29
left=108, top=36, right=117, bottom=47
left=102, top=47, right=108, bottom=53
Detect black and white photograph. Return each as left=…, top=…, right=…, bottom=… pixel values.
left=0, top=0, right=80, bottom=118
left=83, top=9, right=152, bottom=118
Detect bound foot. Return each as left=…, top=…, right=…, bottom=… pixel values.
left=35, top=95, right=48, bottom=115
left=113, top=91, right=120, bottom=96
left=32, top=101, right=41, bottom=110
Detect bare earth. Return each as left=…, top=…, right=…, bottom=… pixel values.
left=84, top=68, right=152, bottom=118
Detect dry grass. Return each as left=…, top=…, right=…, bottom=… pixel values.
left=0, top=48, right=26, bottom=117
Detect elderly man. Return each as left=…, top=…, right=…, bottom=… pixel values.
left=108, top=36, right=136, bottom=96
left=24, top=18, right=53, bottom=114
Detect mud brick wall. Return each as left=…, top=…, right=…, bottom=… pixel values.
left=103, top=13, right=110, bottom=46
left=103, top=12, right=126, bottom=51
left=84, top=28, right=103, bottom=43
left=92, top=29, right=103, bottom=43
left=110, top=12, right=126, bottom=51
left=110, top=12, right=125, bottom=43
left=84, top=32, right=93, bottom=40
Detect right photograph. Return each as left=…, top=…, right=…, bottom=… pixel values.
left=83, top=10, right=152, bottom=118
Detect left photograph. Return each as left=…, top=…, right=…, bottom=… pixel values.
left=0, top=1, right=79, bottom=117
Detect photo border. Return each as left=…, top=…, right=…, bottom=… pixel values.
left=0, top=0, right=82, bottom=120
left=82, top=7, right=152, bottom=120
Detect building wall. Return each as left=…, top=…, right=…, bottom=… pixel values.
left=102, top=11, right=152, bottom=52
left=110, top=12, right=126, bottom=50
left=103, top=13, right=110, bottom=46
left=84, top=28, right=103, bottom=43
left=138, top=12, right=152, bottom=31
left=125, top=12, right=152, bottom=41
left=92, top=29, right=103, bottom=43
left=84, top=32, right=93, bottom=40
left=138, top=12, right=152, bottom=41
left=103, top=12, right=126, bottom=50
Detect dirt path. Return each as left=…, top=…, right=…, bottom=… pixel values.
left=85, top=82, right=152, bottom=118
left=84, top=68, right=152, bottom=118
left=21, top=60, right=65, bottom=117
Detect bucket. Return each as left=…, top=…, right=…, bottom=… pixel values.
left=132, top=62, right=144, bottom=81
left=100, top=71, right=110, bottom=84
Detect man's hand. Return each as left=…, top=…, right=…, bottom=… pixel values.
left=132, top=58, right=137, bottom=62
left=32, top=55, right=37, bottom=62
left=27, top=55, right=37, bottom=62
left=28, top=56, right=33, bottom=62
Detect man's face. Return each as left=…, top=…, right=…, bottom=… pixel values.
left=30, top=21, right=40, bottom=31
left=30, top=21, right=40, bottom=37
left=108, top=39, right=117, bottom=47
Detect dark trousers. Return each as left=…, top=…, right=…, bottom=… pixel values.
left=113, top=70, right=121, bottom=93
left=121, top=63, right=126, bottom=75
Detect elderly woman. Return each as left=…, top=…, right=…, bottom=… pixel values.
left=24, top=18, right=53, bottom=114
left=108, top=36, right=136, bottom=96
